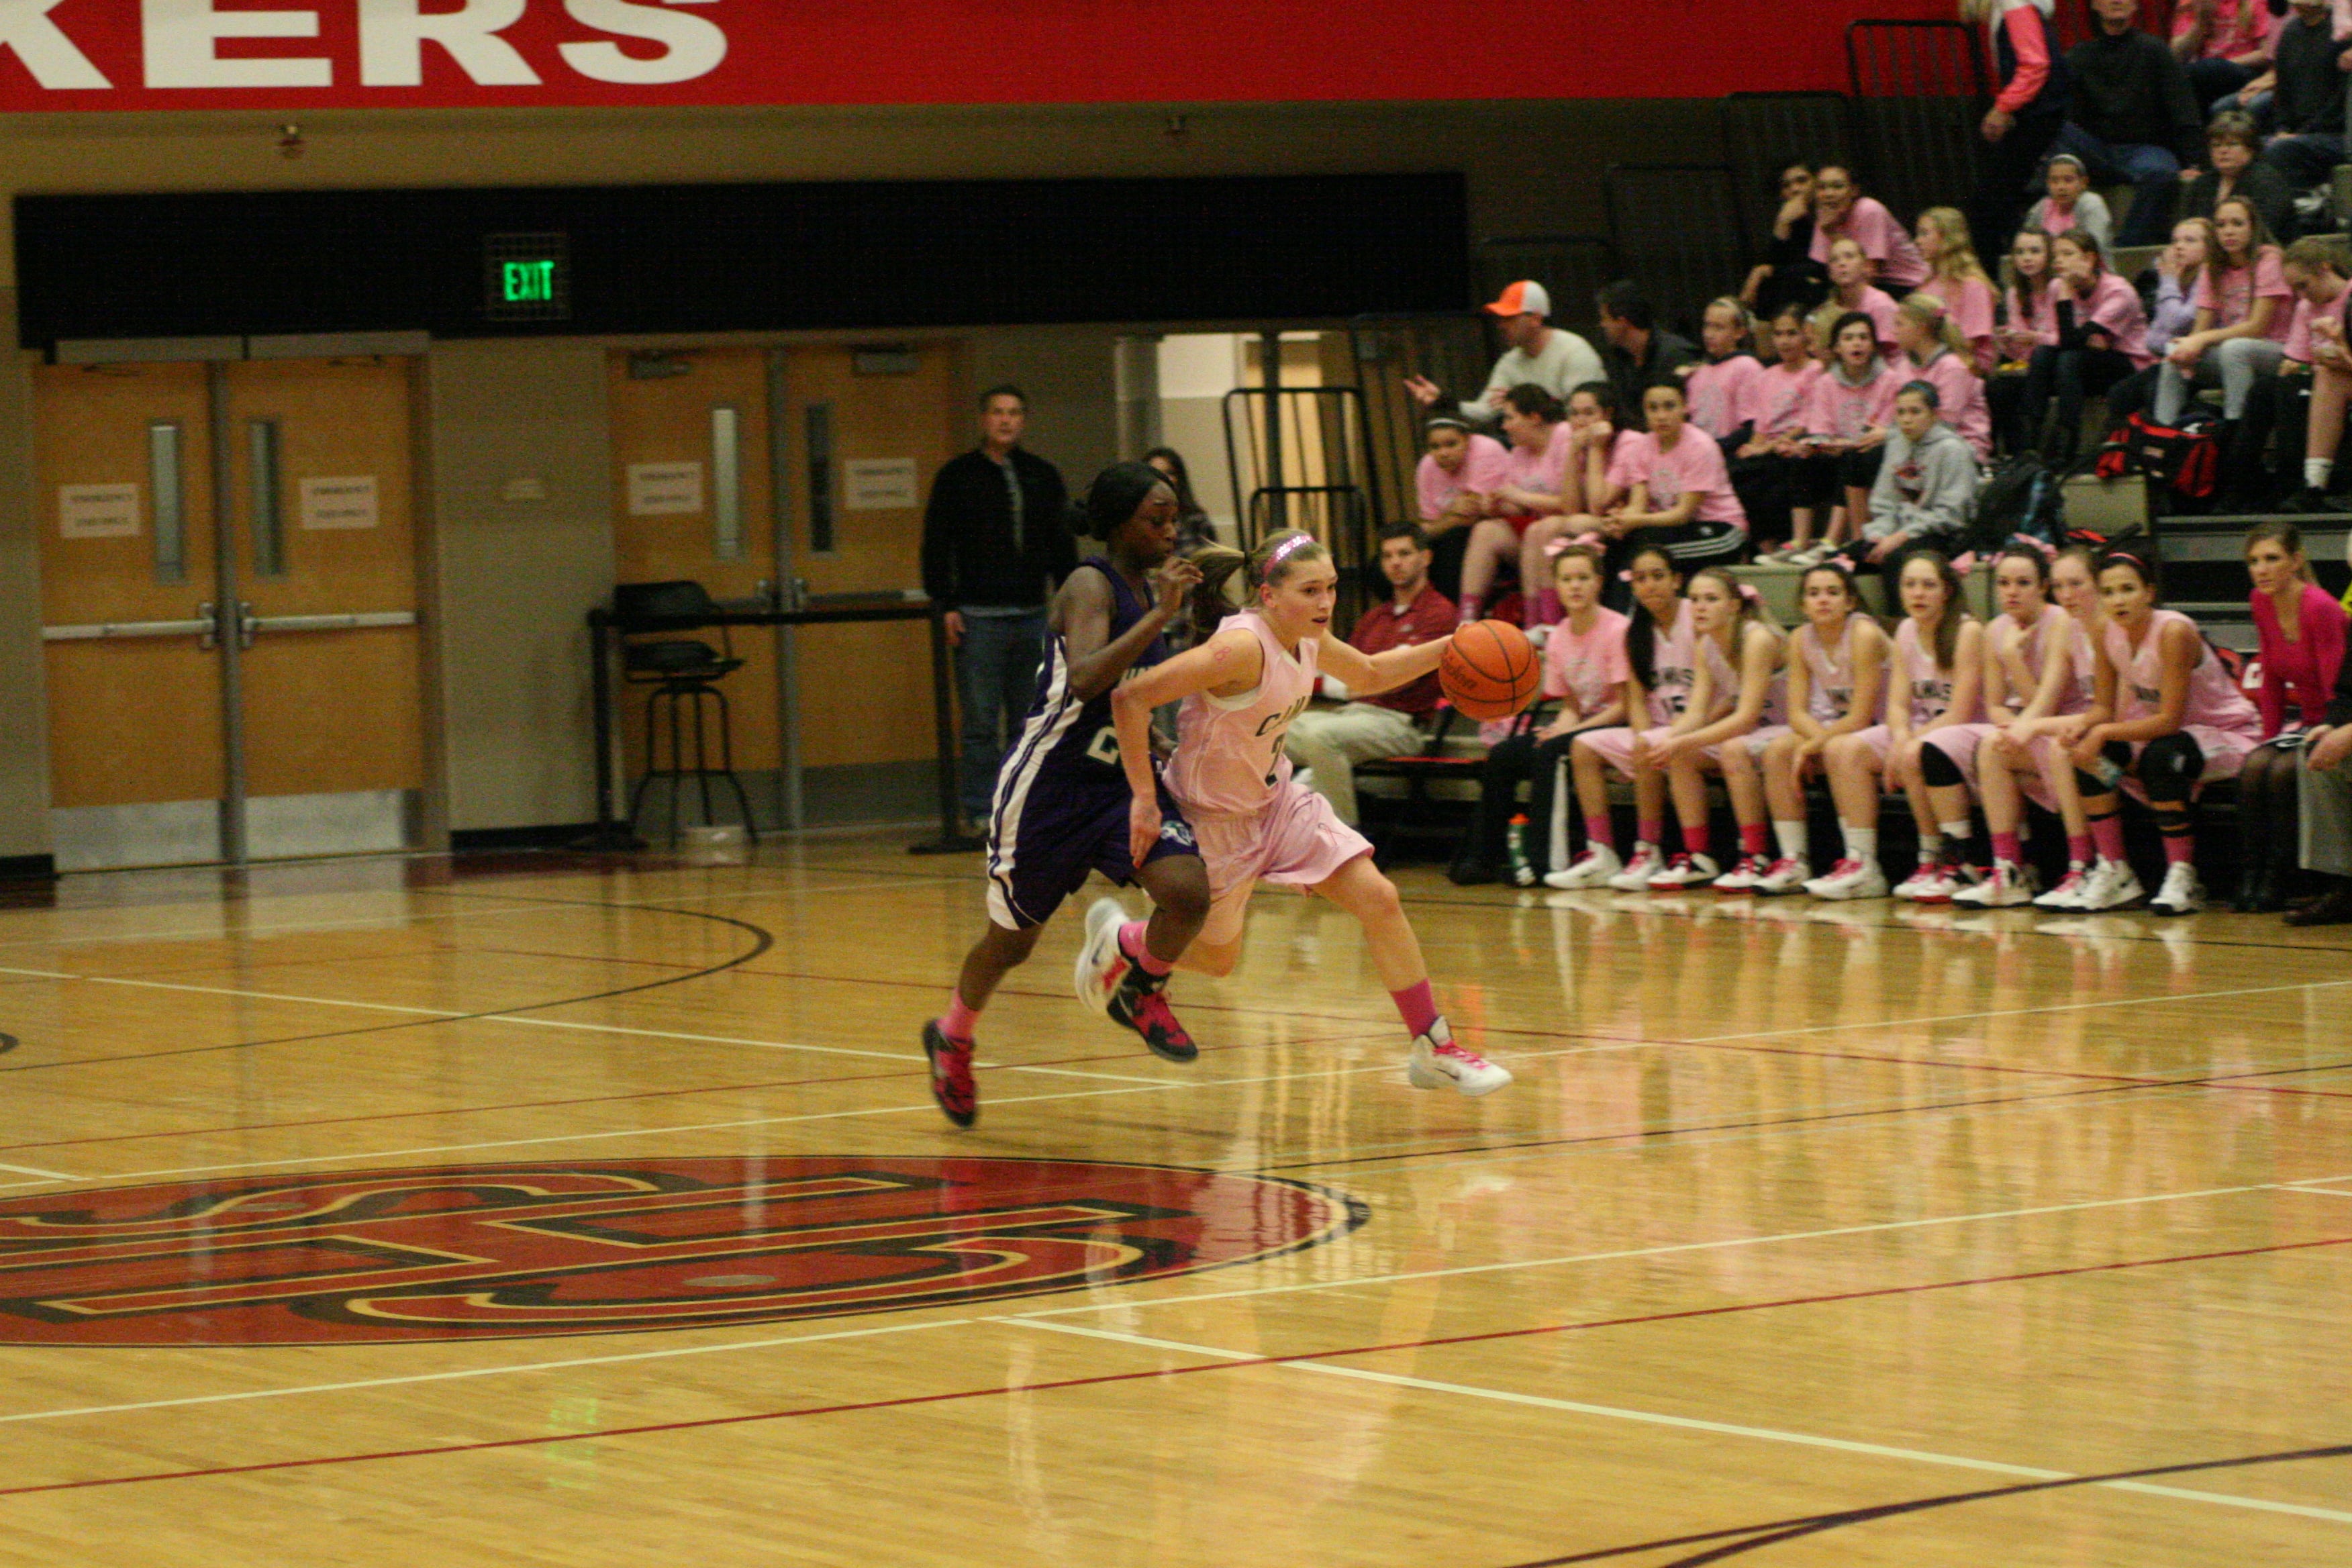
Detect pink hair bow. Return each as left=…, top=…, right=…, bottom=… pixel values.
left=2008, top=533, right=2058, bottom=561
left=1736, top=582, right=1762, bottom=605
left=1949, top=552, right=1978, bottom=579
left=1618, top=569, right=1634, bottom=583
left=1542, top=531, right=1606, bottom=558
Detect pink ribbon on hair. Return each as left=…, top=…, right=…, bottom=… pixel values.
left=1618, top=569, right=1634, bottom=583
left=2008, top=533, right=2057, bottom=561
left=1736, top=582, right=1762, bottom=605
left=1542, top=531, right=1606, bottom=558
left=1949, top=552, right=1977, bottom=579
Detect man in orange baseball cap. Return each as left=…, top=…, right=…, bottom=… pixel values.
left=1406, top=279, right=1604, bottom=429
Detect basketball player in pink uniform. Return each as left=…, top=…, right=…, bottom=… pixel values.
left=1754, top=562, right=1890, bottom=893
left=1548, top=545, right=1695, bottom=889
left=2066, top=551, right=2263, bottom=916
left=1108, top=530, right=1513, bottom=1096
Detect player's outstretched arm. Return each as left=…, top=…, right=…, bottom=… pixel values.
left=1322, top=632, right=1451, bottom=698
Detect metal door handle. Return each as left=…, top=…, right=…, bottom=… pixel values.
left=44, top=603, right=222, bottom=644
left=243, top=610, right=420, bottom=636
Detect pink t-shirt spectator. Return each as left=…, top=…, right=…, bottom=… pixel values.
left=1914, top=348, right=1992, bottom=461
left=1684, top=354, right=1762, bottom=441
left=2250, top=583, right=2349, bottom=734
left=2170, top=0, right=2272, bottom=60
left=1830, top=285, right=1904, bottom=357
left=2058, top=271, right=2154, bottom=369
left=2194, top=247, right=2295, bottom=344
left=1606, top=429, right=1747, bottom=528
left=1496, top=426, right=1571, bottom=520
left=2284, top=284, right=2352, bottom=362
left=1922, top=273, right=2000, bottom=373
left=1414, top=432, right=1510, bottom=523
left=1812, top=198, right=1929, bottom=291
left=2002, top=282, right=2061, bottom=353
left=1741, top=360, right=1823, bottom=440
left=1541, top=605, right=1634, bottom=716
left=1804, top=362, right=1906, bottom=441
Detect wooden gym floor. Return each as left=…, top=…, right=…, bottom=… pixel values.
left=0, top=833, right=2341, bottom=1566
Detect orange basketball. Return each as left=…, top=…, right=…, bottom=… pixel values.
left=1440, top=620, right=1540, bottom=721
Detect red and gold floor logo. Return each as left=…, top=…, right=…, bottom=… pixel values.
left=0, top=1157, right=1362, bottom=1346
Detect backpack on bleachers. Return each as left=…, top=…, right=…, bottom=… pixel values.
left=1969, top=454, right=2064, bottom=554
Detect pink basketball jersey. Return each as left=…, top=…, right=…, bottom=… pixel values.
left=1796, top=617, right=1863, bottom=723
left=1889, top=617, right=1969, bottom=728
left=1990, top=604, right=2066, bottom=715
left=1169, top=609, right=1320, bottom=816
left=1643, top=601, right=1700, bottom=727
left=1701, top=624, right=1787, bottom=726
left=2102, top=609, right=2261, bottom=735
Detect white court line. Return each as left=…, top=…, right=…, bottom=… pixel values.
left=1008, top=1179, right=2345, bottom=1318
left=1010, top=1319, right=2352, bottom=1528
left=1689, top=975, right=2352, bottom=1048
left=0, top=1318, right=967, bottom=1428
left=0, top=1162, right=77, bottom=1182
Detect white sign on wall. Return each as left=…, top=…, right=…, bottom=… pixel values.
left=628, top=462, right=705, bottom=516
left=58, top=484, right=140, bottom=539
left=299, top=477, right=381, bottom=531
left=844, top=458, right=920, bottom=511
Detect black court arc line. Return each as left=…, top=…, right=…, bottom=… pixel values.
left=1496, top=1441, right=2352, bottom=1566
left=0, top=903, right=773, bottom=1076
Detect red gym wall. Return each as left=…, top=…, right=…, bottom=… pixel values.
left=0, top=0, right=1958, bottom=112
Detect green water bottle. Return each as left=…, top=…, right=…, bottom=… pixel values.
left=1507, top=814, right=1534, bottom=886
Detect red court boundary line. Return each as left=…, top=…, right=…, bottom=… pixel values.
left=1, top=1232, right=2341, bottom=1500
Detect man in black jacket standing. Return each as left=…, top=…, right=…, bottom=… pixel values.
left=2055, top=0, right=2204, bottom=246
left=2258, top=0, right=2352, bottom=192
left=921, top=385, right=1075, bottom=830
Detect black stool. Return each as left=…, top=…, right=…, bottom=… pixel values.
left=615, top=581, right=759, bottom=844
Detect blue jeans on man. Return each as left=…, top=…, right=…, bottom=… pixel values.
left=955, top=607, right=1048, bottom=824
left=2052, top=122, right=2181, bottom=246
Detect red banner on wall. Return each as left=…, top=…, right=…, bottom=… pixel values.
left=0, top=1, right=1959, bottom=112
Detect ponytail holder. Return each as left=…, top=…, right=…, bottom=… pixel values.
left=2009, top=533, right=2058, bottom=562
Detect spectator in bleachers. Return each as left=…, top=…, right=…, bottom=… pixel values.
left=1847, top=381, right=1982, bottom=597
left=2023, top=154, right=2116, bottom=252
left=2252, top=235, right=2352, bottom=510
left=2022, top=230, right=2153, bottom=462
left=2103, top=215, right=2214, bottom=428
left=1142, top=446, right=1217, bottom=554
left=1915, top=207, right=2000, bottom=372
left=2237, top=521, right=2348, bottom=909
left=2254, top=0, right=2350, bottom=192
left=1990, top=227, right=2061, bottom=452
left=1743, top=303, right=1828, bottom=560
left=1406, top=281, right=1605, bottom=431
left=1455, top=383, right=1571, bottom=625
left=2055, top=0, right=2204, bottom=248
left=1966, top=0, right=2073, bottom=260
left=2170, top=0, right=2277, bottom=109
left=1824, top=236, right=1904, bottom=360
left=1595, top=282, right=1699, bottom=419
left=1414, top=418, right=1510, bottom=601
left=2181, top=111, right=2297, bottom=243
left=1741, top=162, right=1829, bottom=319
left=1682, top=298, right=1765, bottom=449
left=2152, top=195, right=2290, bottom=446
left=1789, top=311, right=1905, bottom=567
left=2286, top=608, right=2352, bottom=926
left=1587, top=382, right=1750, bottom=579
left=1895, top=294, right=1994, bottom=460
left=1810, top=166, right=1930, bottom=291
left=1449, top=543, right=1630, bottom=884
left=1284, top=523, right=1455, bottom=830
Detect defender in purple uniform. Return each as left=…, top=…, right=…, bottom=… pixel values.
left=922, top=464, right=1211, bottom=1127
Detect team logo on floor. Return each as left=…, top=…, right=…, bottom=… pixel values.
left=0, top=1157, right=1363, bottom=1346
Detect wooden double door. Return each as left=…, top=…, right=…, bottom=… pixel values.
left=35, top=356, right=426, bottom=871
left=605, top=344, right=965, bottom=826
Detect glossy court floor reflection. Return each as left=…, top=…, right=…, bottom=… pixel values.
left=0, top=834, right=2341, bottom=1566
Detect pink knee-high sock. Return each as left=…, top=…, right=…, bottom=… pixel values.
left=1391, top=981, right=1438, bottom=1038
left=2090, top=814, right=2126, bottom=863
left=2067, top=832, right=2095, bottom=865
left=1682, top=824, right=1711, bottom=857
left=1118, top=920, right=1173, bottom=977
left=1585, top=814, right=1614, bottom=850
left=1638, top=819, right=1663, bottom=846
left=1992, top=831, right=2022, bottom=866
left=1741, top=822, right=1769, bottom=856
left=941, top=989, right=979, bottom=1042
left=2160, top=828, right=2196, bottom=865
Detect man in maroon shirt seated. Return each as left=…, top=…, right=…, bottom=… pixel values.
left=1284, top=523, right=1457, bottom=826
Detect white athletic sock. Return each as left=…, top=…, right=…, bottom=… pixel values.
left=2307, top=458, right=2335, bottom=490
left=1842, top=826, right=1877, bottom=862
left=1917, top=834, right=1945, bottom=865
left=1773, top=820, right=1807, bottom=860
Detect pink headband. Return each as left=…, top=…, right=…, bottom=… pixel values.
left=1260, top=533, right=1320, bottom=580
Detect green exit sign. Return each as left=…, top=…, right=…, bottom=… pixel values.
left=483, top=233, right=570, bottom=322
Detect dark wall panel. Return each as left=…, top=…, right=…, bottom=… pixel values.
left=15, top=174, right=1467, bottom=347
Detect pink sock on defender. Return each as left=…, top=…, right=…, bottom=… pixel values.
left=1740, top=822, right=1768, bottom=856
left=1638, top=819, right=1663, bottom=846
left=942, top=991, right=979, bottom=1042
left=1118, top=920, right=1173, bottom=977
left=2091, top=816, right=2126, bottom=863
left=1585, top=814, right=1614, bottom=849
left=1683, top=824, right=1710, bottom=856
left=1992, top=832, right=2022, bottom=865
left=1391, top=981, right=1438, bottom=1038
left=2067, top=832, right=2094, bottom=865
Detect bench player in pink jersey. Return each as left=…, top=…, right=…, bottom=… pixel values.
left=1106, top=530, right=1513, bottom=1097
